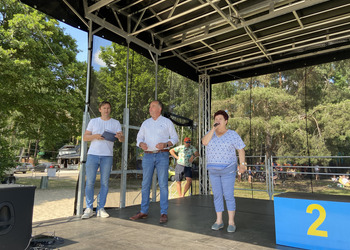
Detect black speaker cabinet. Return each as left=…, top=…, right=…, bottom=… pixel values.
left=0, top=184, right=36, bottom=250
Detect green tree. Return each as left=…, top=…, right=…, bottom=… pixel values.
left=165, top=71, right=198, bottom=141
left=94, top=43, right=170, bottom=168
left=97, top=43, right=199, bottom=128
left=92, top=43, right=199, bottom=168
left=97, top=43, right=162, bottom=123
left=311, top=100, right=350, bottom=157
left=0, top=0, right=86, bottom=159
left=212, top=59, right=350, bottom=164
left=213, top=87, right=304, bottom=159
left=0, top=128, right=16, bottom=179
left=212, top=81, right=239, bottom=100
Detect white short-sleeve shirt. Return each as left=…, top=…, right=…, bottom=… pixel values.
left=86, top=117, right=122, bottom=156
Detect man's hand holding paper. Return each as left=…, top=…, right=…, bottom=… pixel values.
left=115, top=131, right=125, bottom=142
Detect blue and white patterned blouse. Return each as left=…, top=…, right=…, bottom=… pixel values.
left=206, top=130, right=245, bottom=169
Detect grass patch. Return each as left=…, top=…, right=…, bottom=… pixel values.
left=15, top=174, right=350, bottom=198
left=16, top=177, right=77, bottom=189
left=187, top=177, right=350, bottom=200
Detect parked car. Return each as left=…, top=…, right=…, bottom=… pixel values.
left=168, top=166, right=175, bottom=182
left=14, top=162, right=34, bottom=174
left=34, top=162, right=60, bottom=172
left=168, top=156, right=176, bottom=181
left=1, top=167, right=16, bottom=184
left=168, top=164, right=198, bottom=182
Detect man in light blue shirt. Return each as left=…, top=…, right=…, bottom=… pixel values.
left=130, top=100, right=178, bottom=223
left=170, top=137, right=199, bottom=197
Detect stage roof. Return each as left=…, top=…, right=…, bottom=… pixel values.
left=21, top=0, right=350, bottom=84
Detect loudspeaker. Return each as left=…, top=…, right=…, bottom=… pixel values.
left=0, top=185, right=36, bottom=250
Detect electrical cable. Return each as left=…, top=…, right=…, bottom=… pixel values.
left=304, top=67, right=314, bottom=193
left=249, top=77, right=254, bottom=198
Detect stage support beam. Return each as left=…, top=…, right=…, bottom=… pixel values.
left=198, top=73, right=211, bottom=195
left=120, top=43, right=131, bottom=208
left=77, top=20, right=93, bottom=216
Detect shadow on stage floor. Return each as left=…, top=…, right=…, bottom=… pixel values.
left=32, top=195, right=298, bottom=249
left=121, top=195, right=278, bottom=248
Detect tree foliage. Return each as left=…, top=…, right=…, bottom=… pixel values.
left=2, top=0, right=350, bottom=172
left=95, top=43, right=199, bottom=128
left=212, top=63, right=350, bottom=165
left=0, top=127, right=16, bottom=179
left=0, top=0, right=86, bottom=163
left=90, top=43, right=199, bottom=168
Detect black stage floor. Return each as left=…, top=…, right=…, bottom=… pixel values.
left=31, top=195, right=299, bottom=249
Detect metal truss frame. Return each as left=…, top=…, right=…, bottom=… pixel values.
left=198, top=74, right=211, bottom=195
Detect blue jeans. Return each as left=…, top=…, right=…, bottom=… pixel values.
left=85, top=154, right=113, bottom=210
left=141, top=152, right=169, bottom=215
left=208, top=165, right=237, bottom=212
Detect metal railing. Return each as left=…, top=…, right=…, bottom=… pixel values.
left=234, top=156, right=269, bottom=198
left=236, top=155, right=350, bottom=200
left=125, top=155, right=350, bottom=206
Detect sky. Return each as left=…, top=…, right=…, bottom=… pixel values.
left=59, top=21, right=111, bottom=70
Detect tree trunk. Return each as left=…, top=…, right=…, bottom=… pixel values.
left=18, top=147, right=25, bottom=163
left=265, top=132, right=272, bottom=160
left=27, top=140, right=31, bottom=160
left=34, top=139, right=39, bottom=158
left=279, top=72, right=282, bottom=88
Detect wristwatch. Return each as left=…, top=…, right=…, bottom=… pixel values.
left=241, top=162, right=247, bottom=166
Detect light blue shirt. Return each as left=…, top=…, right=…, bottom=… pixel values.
left=206, top=130, right=245, bottom=169
left=173, top=145, right=198, bottom=167
left=137, top=115, right=179, bottom=151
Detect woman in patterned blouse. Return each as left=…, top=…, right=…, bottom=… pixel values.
left=202, top=110, right=247, bottom=233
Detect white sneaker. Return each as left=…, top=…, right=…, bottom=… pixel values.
left=97, top=208, right=109, bottom=218
left=81, top=208, right=95, bottom=219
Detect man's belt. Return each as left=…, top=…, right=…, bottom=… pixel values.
left=144, top=149, right=169, bottom=154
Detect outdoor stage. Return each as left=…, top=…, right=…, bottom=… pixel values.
left=31, top=195, right=297, bottom=249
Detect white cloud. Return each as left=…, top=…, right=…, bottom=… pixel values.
left=92, top=49, right=106, bottom=68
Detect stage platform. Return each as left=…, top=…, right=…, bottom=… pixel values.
left=31, top=195, right=298, bottom=249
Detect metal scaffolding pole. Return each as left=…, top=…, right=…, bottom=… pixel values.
left=198, top=73, right=211, bottom=195
left=120, top=42, right=130, bottom=208
left=155, top=54, right=158, bottom=100
left=151, top=52, right=159, bottom=202
left=77, top=20, right=93, bottom=216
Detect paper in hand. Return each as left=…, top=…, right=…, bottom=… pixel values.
left=101, top=130, right=117, bottom=142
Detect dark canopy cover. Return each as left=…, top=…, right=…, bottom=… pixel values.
left=21, top=0, right=350, bottom=83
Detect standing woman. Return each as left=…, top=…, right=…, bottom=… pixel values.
left=202, top=110, right=246, bottom=233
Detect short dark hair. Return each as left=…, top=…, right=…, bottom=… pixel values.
left=151, top=100, right=163, bottom=110
left=99, top=101, right=111, bottom=108
left=214, top=110, right=229, bottom=120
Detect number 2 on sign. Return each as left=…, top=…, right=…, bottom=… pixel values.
left=306, top=204, right=328, bottom=237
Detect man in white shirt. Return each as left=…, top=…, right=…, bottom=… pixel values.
left=130, top=100, right=178, bottom=223
left=81, top=101, right=124, bottom=219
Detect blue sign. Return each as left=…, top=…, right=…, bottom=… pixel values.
left=275, top=196, right=350, bottom=250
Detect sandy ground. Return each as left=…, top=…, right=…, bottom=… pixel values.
left=28, top=170, right=169, bottom=222
left=12, top=170, right=179, bottom=222
left=32, top=188, right=144, bottom=222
